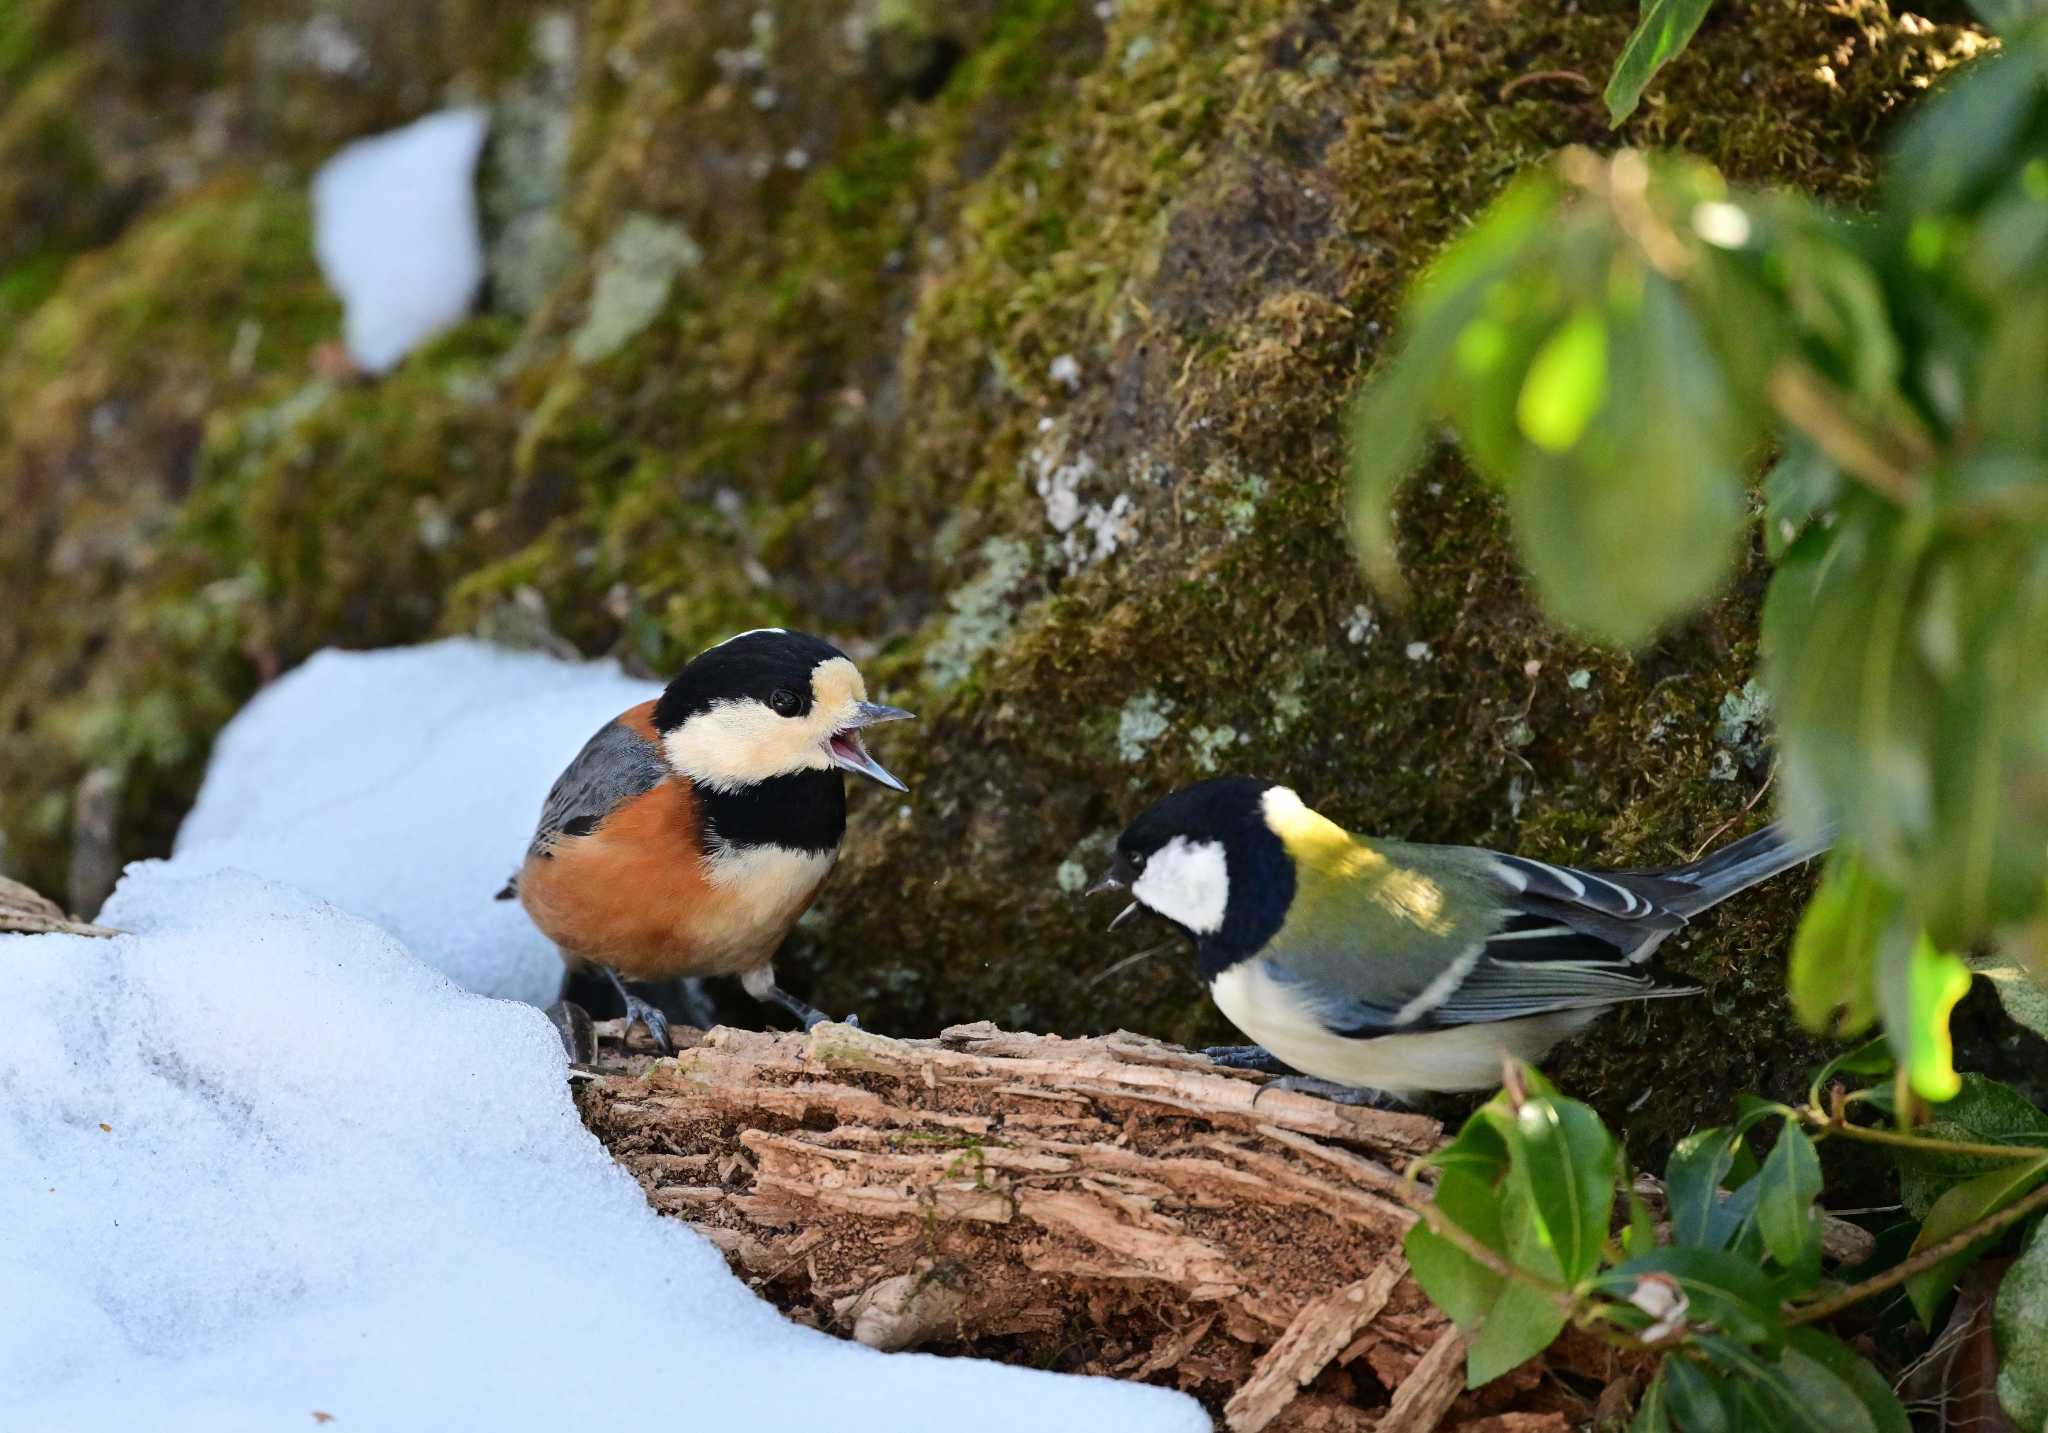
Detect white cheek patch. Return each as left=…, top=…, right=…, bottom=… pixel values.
left=664, top=701, right=829, bottom=791
left=1132, top=837, right=1230, bottom=935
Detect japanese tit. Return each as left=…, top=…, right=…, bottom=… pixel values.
left=1093, top=776, right=1826, bottom=1100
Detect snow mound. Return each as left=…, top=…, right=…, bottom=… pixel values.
left=313, top=108, right=490, bottom=372
left=168, top=639, right=656, bottom=1005
left=0, top=868, right=1205, bottom=1431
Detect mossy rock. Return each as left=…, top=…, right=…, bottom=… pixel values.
left=0, top=0, right=1991, bottom=1157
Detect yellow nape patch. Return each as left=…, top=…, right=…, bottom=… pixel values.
left=1260, top=786, right=1451, bottom=936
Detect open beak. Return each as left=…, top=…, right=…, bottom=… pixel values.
left=825, top=702, right=914, bottom=792
left=1087, top=857, right=1141, bottom=932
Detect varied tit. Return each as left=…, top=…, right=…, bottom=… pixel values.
left=497, top=628, right=912, bottom=1053
left=1092, top=776, right=1827, bottom=1102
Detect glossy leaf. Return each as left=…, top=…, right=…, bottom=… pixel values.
left=1894, top=1074, right=2048, bottom=1219
left=1598, top=1248, right=1785, bottom=1350
left=1405, top=1116, right=1512, bottom=1329
left=1631, top=1361, right=1675, bottom=1433
left=1787, top=858, right=1895, bottom=1037
left=1763, top=506, right=1939, bottom=890
left=1509, top=277, right=1751, bottom=644
left=1754, top=1125, right=1824, bottom=1280
left=1975, top=957, right=2048, bottom=1041
left=1464, top=1275, right=1567, bottom=1388
left=1782, top=1329, right=1912, bottom=1433
left=1500, top=1089, right=1621, bottom=1283
left=1995, top=1217, right=2048, bottom=1427
left=1604, top=0, right=1719, bottom=126
left=1665, top=1128, right=1740, bottom=1248
left=1967, top=0, right=2048, bottom=32
left=1661, top=1356, right=1736, bottom=1433
left=1903, top=1154, right=2048, bottom=1324
left=1516, top=306, right=1608, bottom=453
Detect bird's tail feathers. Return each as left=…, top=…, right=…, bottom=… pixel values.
left=1661, top=821, right=1832, bottom=916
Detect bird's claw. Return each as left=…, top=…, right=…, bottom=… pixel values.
left=1202, top=1044, right=1290, bottom=1074
left=1253, top=1074, right=1405, bottom=1108
left=621, top=991, right=673, bottom=1056
left=798, top=1008, right=860, bottom=1032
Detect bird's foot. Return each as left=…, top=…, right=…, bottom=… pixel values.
left=603, top=969, right=673, bottom=1055
left=745, top=966, right=856, bottom=1032
left=1202, top=1044, right=1291, bottom=1074
left=620, top=991, right=673, bottom=1055
left=1254, top=1075, right=1407, bottom=1108
left=791, top=998, right=860, bottom=1032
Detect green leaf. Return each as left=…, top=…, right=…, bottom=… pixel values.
left=1624, top=1189, right=1659, bottom=1260
left=1893, top=1074, right=2048, bottom=1219
left=1808, top=1034, right=1895, bottom=1100
left=1405, top=1163, right=1509, bottom=1329
left=1516, top=306, right=1608, bottom=453
left=1661, top=1356, right=1737, bottom=1433
left=1666, top=1128, right=1740, bottom=1247
left=1631, top=1361, right=1675, bottom=1433
left=1603, top=0, right=1719, bottom=126
left=1347, top=348, right=1445, bottom=595
left=1599, top=1248, right=1786, bottom=1350
left=1967, top=0, right=2048, bottom=33
left=1903, top=1154, right=2048, bottom=1325
left=1996, top=1217, right=2048, bottom=1427
left=1876, top=929, right=1973, bottom=1103
left=1755, top=1125, right=1824, bottom=1281
left=1788, top=857, right=1895, bottom=1037
left=1509, top=276, right=1751, bottom=645
left=1781, top=1329, right=1911, bottom=1433
left=1915, top=536, right=2048, bottom=942
left=1500, top=1090, right=1621, bottom=1283
left=1763, top=506, right=1939, bottom=895
left=1887, top=37, right=2048, bottom=218
left=1761, top=436, right=1841, bottom=562
left=1464, top=1276, right=1567, bottom=1387
left=1974, top=956, right=2048, bottom=1041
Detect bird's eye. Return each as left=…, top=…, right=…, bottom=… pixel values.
left=1129, top=851, right=1147, bottom=870
left=768, top=688, right=802, bottom=718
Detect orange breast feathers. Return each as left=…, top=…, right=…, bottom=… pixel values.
left=516, top=728, right=837, bottom=980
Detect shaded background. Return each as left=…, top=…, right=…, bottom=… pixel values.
left=0, top=0, right=2013, bottom=1153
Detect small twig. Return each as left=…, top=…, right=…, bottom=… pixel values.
left=1787, top=1179, right=2048, bottom=1326
left=1687, top=767, right=1777, bottom=862
left=1801, top=1104, right=2048, bottom=1163
left=1766, top=363, right=1928, bottom=508
left=1500, top=68, right=1595, bottom=100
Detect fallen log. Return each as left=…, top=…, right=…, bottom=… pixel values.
left=575, top=1019, right=1573, bottom=1431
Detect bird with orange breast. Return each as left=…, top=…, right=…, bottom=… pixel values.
left=498, top=628, right=912, bottom=1052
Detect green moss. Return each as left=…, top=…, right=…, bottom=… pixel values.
left=0, top=0, right=1992, bottom=1171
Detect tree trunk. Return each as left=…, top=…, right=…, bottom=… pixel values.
left=575, top=1019, right=1572, bottom=1431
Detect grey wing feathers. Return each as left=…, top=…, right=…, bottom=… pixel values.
left=496, top=720, right=666, bottom=896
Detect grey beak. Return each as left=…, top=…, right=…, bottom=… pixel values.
left=1085, top=874, right=1125, bottom=899
left=1107, top=902, right=1141, bottom=932
left=825, top=703, right=914, bottom=792
left=847, top=702, right=915, bottom=728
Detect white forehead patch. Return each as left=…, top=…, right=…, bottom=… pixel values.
left=1132, top=836, right=1230, bottom=936
left=700, top=627, right=788, bottom=653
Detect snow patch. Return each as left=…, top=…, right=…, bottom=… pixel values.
left=0, top=871, right=1203, bottom=1432
left=313, top=109, right=490, bottom=373
left=171, top=639, right=657, bottom=1004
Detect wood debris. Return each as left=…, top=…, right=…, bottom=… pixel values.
left=577, top=1019, right=1459, bottom=1427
